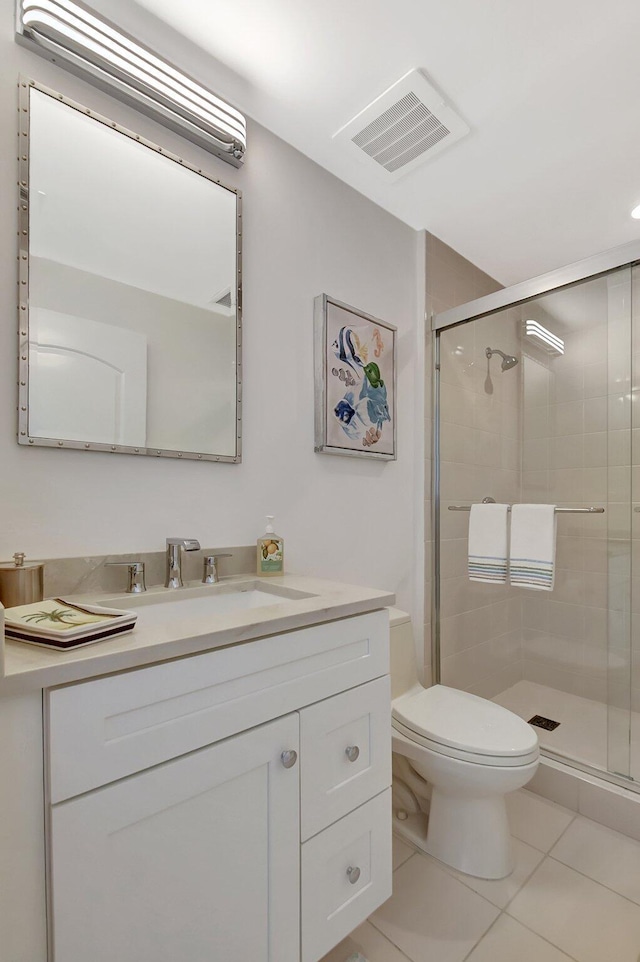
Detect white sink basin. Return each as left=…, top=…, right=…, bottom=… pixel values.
left=102, top=581, right=314, bottom=627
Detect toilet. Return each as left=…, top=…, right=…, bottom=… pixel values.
left=389, top=608, right=539, bottom=880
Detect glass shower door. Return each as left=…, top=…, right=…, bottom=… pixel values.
left=628, top=264, right=640, bottom=782
left=435, top=259, right=639, bottom=787
left=606, top=267, right=633, bottom=780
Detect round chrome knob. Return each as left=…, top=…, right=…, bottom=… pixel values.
left=346, top=865, right=361, bottom=884
left=345, top=745, right=360, bottom=763
left=280, top=749, right=298, bottom=769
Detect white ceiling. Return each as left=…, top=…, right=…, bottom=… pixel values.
left=128, top=0, right=640, bottom=286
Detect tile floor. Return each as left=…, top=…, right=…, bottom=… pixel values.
left=320, top=788, right=640, bottom=962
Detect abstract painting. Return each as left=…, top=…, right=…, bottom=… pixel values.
left=314, top=295, right=396, bottom=460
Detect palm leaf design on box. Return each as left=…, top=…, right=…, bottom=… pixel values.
left=23, top=607, right=96, bottom=627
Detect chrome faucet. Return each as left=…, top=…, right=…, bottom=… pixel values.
left=165, top=538, right=200, bottom=588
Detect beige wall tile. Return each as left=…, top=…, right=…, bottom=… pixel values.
left=556, top=536, right=586, bottom=571
left=440, top=423, right=477, bottom=464
left=584, top=396, right=607, bottom=433
left=523, top=438, right=549, bottom=471
left=583, top=361, right=607, bottom=398
left=468, top=661, right=523, bottom=698
left=549, top=468, right=584, bottom=502
left=551, top=401, right=584, bottom=437
left=609, top=394, right=632, bottom=433
left=440, top=605, right=494, bottom=657
left=550, top=435, right=583, bottom=469
left=584, top=431, right=608, bottom=467
left=522, top=470, right=550, bottom=499
left=582, top=466, right=607, bottom=501
left=440, top=381, right=475, bottom=428
left=439, top=538, right=467, bottom=579
left=550, top=369, right=584, bottom=404
left=524, top=406, right=550, bottom=439
left=522, top=595, right=550, bottom=632
left=608, top=465, right=631, bottom=502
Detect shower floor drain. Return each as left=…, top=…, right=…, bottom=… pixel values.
left=528, top=714, right=560, bottom=731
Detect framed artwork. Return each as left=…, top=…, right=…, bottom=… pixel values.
left=314, top=294, right=397, bottom=460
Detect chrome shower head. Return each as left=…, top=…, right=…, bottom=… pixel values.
left=486, top=347, right=519, bottom=372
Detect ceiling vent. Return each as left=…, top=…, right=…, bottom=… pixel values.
left=333, top=69, right=469, bottom=181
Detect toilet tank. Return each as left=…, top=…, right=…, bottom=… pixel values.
left=388, top=607, right=419, bottom=700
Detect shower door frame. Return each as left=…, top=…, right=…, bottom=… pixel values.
left=431, top=238, right=640, bottom=789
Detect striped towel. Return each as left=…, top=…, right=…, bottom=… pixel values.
left=468, top=503, right=509, bottom=583
left=510, top=504, right=557, bottom=590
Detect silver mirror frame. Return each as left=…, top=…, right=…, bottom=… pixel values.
left=17, top=76, right=243, bottom=463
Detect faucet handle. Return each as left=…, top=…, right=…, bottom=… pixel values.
left=106, top=561, right=146, bottom=594
left=202, top=554, right=231, bottom=584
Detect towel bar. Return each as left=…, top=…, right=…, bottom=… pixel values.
left=448, top=504, right=604, bottom=514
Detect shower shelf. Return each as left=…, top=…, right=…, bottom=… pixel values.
left=447, top=504, right=604, bottom=514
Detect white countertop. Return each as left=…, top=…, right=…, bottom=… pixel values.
left=0, top=574, right=395, bottom=693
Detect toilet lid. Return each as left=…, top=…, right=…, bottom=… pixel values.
left=392, top=685, right=539, bottom=758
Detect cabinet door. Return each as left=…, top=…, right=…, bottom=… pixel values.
left=50, top=714, right=300, bottom=962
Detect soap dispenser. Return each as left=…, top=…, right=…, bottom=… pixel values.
left=257, top=516, right=284, bottom=577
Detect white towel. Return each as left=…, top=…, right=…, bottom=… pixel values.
left=510, top=504, right=557, bottom=591
left=468, top=503, right=509, bottom=583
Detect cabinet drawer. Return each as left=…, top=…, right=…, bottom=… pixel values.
left=301, top=789, right=392, bottom=962
left=300, top=677, right=391, bottom=840
left=47, top=610, right=388, bottom=803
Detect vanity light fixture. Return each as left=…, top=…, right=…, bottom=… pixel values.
left=631, top=204, right=640, bottom=219
left=525, top=319, right=564, bottom=355
left=16, top=0, right=246, bottom=167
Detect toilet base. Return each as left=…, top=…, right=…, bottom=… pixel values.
left=393, top=807, right=430, bottom=852
left=393, top=794, right=514, bottom=880
left=426, top=789, right=513, bottom=879
left=392, top=726, right=538, bottom=880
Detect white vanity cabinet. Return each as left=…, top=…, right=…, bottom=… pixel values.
left=45, top=610, right=391, bottom=962
left=50, top=714, right=300, bottom=962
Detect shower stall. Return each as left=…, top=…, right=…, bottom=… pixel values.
left=432, top=240, right=640, bottom=789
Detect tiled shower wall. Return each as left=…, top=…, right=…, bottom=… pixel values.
left=521, top=271, right=629, bottom=706
left=438, top=307, right=523, bottom=697
left=426, top=235, right=525, bottom=697
left=633, top=266, right=640, bottom=714
left=433, top=257, right=634, bottom=710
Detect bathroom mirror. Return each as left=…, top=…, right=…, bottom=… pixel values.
left=18, top=79, right=242, bottom=462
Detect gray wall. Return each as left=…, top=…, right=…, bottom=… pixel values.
left=0, top=0, right=423, bottom=618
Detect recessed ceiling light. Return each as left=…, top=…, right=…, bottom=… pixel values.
left=631, top=204, right=640, bottom=219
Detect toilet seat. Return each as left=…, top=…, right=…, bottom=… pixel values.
left=392, top=684, right=539, bottom=767
left=392, top=717, right=539, bottom=767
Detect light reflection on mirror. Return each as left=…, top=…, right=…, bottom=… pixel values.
left=24, top=84, right=241, bottom=460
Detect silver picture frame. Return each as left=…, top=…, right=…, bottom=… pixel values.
left=314, top=294, right=397, bottom=461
